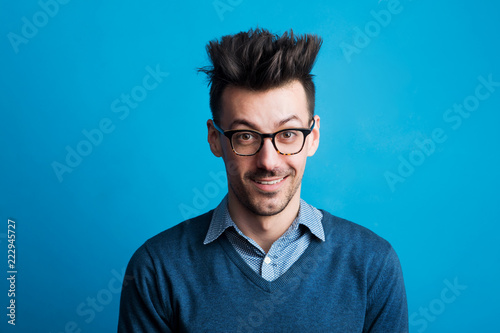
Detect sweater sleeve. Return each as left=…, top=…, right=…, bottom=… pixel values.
left=363, top=246, right=408, bottom=333
left=117, top=242, right=173, bottom=333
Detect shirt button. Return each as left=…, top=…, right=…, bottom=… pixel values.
left=264, top=257, right=271, bottom=264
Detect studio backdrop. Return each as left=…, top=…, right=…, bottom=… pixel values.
left=1, top=0, right=499, bottom=332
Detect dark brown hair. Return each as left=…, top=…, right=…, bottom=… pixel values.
left=198, top=28, right=323, bottom=125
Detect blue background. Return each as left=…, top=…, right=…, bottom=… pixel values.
left=1, top=0, right=499, bottom=332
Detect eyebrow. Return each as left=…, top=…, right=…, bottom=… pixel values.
left=228, top=115, right=303, bottom=130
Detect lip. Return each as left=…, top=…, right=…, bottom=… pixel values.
left=251, top=176, right=288, bottom=192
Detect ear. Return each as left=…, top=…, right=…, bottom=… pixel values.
left=307, top=115, right=320, bottom=157
left=207, top=119, right=223, bottom=157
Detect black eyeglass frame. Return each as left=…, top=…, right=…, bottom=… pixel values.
left=213, top=118, right=316, bottom=156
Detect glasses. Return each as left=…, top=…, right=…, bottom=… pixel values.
left=213, top=119, right=315, bottom=156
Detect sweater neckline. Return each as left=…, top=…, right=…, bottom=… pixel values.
left=216, top=211, right=330, bottom=293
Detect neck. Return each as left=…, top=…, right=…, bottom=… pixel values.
left=227, top=191, right=301, bottom=253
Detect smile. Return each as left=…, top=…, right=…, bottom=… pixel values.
left=250, top=176, right=289, bottom=192
left=254, top=177, right=285, bottom=185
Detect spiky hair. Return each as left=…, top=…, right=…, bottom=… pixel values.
left=198, top=28, right=323, bottom=125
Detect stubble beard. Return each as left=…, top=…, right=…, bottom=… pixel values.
left=229, top=168, right=302, bottom=217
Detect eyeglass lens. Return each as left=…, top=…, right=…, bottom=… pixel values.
left=232, top=130, right=305, bottom=155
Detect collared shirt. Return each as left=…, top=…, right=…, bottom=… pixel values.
left=204, top=196, right=325, bottom=281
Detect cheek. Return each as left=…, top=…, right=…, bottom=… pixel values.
left=223, top=155, right=249, bottom=179
left=220, top=144, right=237, bottom=175
left=289, top=156, right=308, bottom=174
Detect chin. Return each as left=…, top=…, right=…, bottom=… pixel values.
left=249, top=203, right=287, bottom=217
left=241, top=192, right=292, bottom=217
left=229, top=176, right=301, bottom=217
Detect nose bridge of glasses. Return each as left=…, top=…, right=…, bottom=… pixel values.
left=261, top=132, right=281, bottom=151
left=260, top=132, right=275, bottom=141
left=254, top=134, right=280, bottom=159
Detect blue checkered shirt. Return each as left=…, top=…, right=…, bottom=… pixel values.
left=203, top=196, right=325, bottom=281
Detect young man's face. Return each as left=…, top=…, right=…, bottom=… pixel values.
left=208, top=80, right=320, bottom=217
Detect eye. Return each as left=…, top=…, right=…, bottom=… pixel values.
left=236, top=132, right=255, bottom=141
left=234, top=132, right=259, bottom=146
left=278, top=131, right=298, bottom=140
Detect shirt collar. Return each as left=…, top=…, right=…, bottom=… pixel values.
left=203, top=195, right=325, bottom=245
left=203, top=196, right=234, bottom=245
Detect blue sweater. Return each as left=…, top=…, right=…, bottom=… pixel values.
left=118, top=210, right=408, bottom=332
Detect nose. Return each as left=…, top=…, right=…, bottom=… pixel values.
left=255, top=138, right=281, bottom=171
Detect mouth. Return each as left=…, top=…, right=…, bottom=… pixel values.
left=251, top=176, right=288, bottom=192
left=254, top=178, right=284, bottom=185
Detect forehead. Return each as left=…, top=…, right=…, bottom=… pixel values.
left=219, top=80, right=310, bottom=130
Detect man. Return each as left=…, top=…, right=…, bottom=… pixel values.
left=118, top=28, right=408, bottom=332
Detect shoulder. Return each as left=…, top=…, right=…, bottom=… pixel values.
left=127, top=210, right=214, bottom=267
left=320, top=210, right=392, bottom=251
left=318, top=210, right=399, bottom=272
left=148, top=210, right=213, bottom=247
left=319, top=209, right=405, bottom=292
left=317, top=211, right=408, bottom=329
